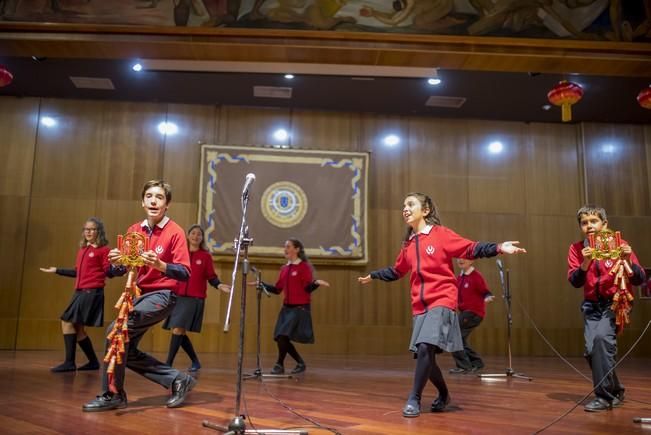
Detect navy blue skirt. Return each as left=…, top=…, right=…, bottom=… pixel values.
left=273, top=304, right=314, bottom=344
left=60, top=288, right=104, bottom=327
left=163, top=296, right=205, bottom=332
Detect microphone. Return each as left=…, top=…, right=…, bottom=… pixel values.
left=496, top=259, right=504, bottom=271
left=242, top=173, right=256, bottom=197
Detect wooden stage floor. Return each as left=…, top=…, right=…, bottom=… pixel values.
left=0, top=351, right=649, bottom=434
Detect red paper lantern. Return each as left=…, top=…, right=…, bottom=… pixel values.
left=637, top=86, right=651, bottom=110
left=0, top=66, right=13, bottom=88
left=547, top=80, right=583, bottom=122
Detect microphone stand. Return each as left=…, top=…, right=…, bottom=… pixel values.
left=479, top=260, right=532, bottom=381
left=243, top=267, right=293, bottom=381
left=203, top=185, right=305, bottom=435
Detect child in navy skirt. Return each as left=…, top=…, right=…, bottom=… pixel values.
left=259, top=238, right=330, bottom=375
left=40, top=217, right=114, bottom=372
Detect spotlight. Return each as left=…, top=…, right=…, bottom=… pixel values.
left=284, top=74, right=294, bottom=79
left=488, top=141, right=503, bottom=154
left=383, top=134, right=400, bottom=147
left=273, top=128, right=289, bottom=142
left=132, top=63, right=143, bottom=72
left=601, top=143, right=615, bottom=153
left=157, top=122, right=178, bottom=135
left=427, top=77, right=441, bottom=86
left=40, top=116, right=57, bottom=127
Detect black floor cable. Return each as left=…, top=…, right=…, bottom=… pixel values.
left=239, top=359, right=343, bottom=435
left=512, top=296, right=651, bottom=434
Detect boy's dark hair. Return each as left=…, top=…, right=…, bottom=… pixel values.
left=141, top=180, right=172, bottom=203
left=576, top=205, right=607, bottom=224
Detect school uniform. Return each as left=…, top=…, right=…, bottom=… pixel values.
left=567, top=238, right=646, bottom=405
left=57, top=244, right=111, bottom=327
left=163, top=248, right=221, bottom=333
left=451, top=267, right=491, bottom=371
left=262, top=259, right=319, bottom=344
left=370, top=225, right=501, bottom=354
left=100, top=216, right=191, bottom=394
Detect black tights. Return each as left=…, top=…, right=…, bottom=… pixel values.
left=408, top=343, right=448, bottom=403
left=276, top=335, right=303, bottom=366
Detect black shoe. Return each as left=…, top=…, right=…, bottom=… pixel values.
left=584, top=397, right=612, bottom=412
left=611, top=389, right=625, bottom=408
left=82, top=391, right=127, bottom=412
left=402, top=399, right=421, bottom=418
left=270, top=364, right=284, bottom=375
left=431, top=395, right=450, bottom=412
left=291, top=363, right=306, bottom=374
left=167, top=375, right=197, bottom=408
left=188, top=361, right=201, bottom=372
left=51, top=362, right=76, bottom=373
left=449, top=367, right=469, bottom=374
left=77, top=361, right=100, bottom=371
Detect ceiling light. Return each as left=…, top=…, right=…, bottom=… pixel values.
left=601, top=143, right=615, bottom=153
left=132, top=63, right=143, bottom=72
left=40, top=116, right=57, bottom=127
left=383, top=134, right=400, bottom=147
left=542, top=104, right=551, bottom=111
left=284, top=74, right=294, bottom=79
left=428, top=78, right=441, bottom=86
left=158, top=121, right=178, bottom=135
left=488, top=141, right=503, bottom=154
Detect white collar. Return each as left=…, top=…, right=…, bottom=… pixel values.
left=141, top=216, right=170, bottom=231
left=409, top=224, right=433, bottom=240
left=460, top=266, right=475, bottom=276
left=287, top=258, right=302, bottom=265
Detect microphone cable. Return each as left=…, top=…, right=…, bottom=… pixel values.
left=512, top=295, right=651, bottom=434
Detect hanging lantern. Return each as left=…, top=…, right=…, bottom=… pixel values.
left=637, top=86, right=651, bottom=109
left=0, top=66, right=13, bottom=88
left=547, top=80, right=583, bottom=122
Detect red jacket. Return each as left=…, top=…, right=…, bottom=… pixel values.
left=178, top=249, right=219, bottom=298
left=457, top=268, right=491, bottom=318
left=567, top=239, right=645, bottom=301
left=59, top=245, right=111, bottom=289
left=371, top=225, right=499, bottom=315
left=270, top=260, right=315, bottom=305
left=127, top=217, right=191, bottom=294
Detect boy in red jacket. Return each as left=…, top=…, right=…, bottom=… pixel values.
left=567, top=205, right=645, bottom=412
left=449, top=258, right=493, bottom=374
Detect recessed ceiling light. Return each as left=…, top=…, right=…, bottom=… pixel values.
left=284, top=74, right=294, bottom=79
left=132, top=63, right=143, bottom=72
left=428, top=78, right=441, bottom=86
left=542, top=104, right=551, bottom=111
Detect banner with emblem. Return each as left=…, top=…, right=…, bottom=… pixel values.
left=198, top=145, right=369, bottom=264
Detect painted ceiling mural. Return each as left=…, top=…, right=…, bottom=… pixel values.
left=0, top=0, right=649, bottom=41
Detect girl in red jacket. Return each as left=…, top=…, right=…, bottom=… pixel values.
left=358, top=193, right=525, bottom=417
left=260, top=238, right=330, bottom=375
left=164, top=225, right=230, bottom=371
left=40, top=217, right=113, bottom=372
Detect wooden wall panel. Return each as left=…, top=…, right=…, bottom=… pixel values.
left=95, top=101, right=168, bottom=202
left=466, top=121, right=527, bottom=214
left=0, top=98, right=38, bottom=349
left=583, top=123, right=651, bottom=216
left=525, top=123, right=583, bottom=215
left=163, top=103, right=218, bottom=204
left=407, top=118, right=469, bottom=213
left=4, top=96, right=651, bottom=358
